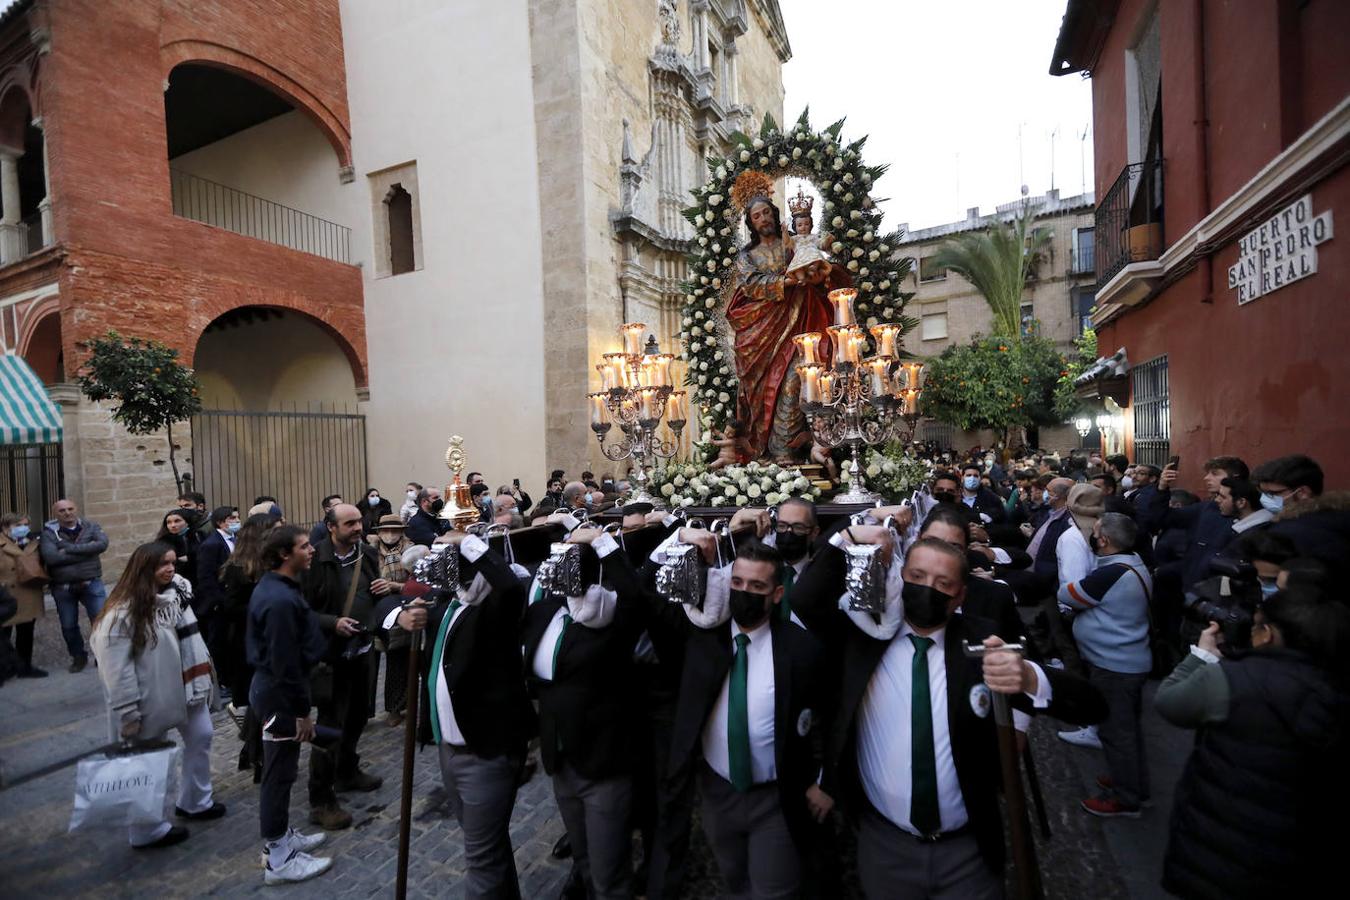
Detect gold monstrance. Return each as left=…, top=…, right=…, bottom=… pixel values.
left=438, top=435, right=481, bottom=531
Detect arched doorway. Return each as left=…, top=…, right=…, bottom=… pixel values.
left=190, top=307, right=366, bottom=527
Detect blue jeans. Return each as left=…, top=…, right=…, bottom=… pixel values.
left=52, top=579, right=107, bottom=660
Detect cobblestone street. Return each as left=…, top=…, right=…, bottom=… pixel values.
left=1, top=608, right=1184, bottom=899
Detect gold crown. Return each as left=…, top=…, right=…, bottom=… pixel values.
left=788, top=187, right=813, bottom=218
left=730, top=169, right=776, bottom=211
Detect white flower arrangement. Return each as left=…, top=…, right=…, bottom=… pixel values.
left=646, top=460, right=822, bottom=508
left=837, top=446, right=935, bottom=502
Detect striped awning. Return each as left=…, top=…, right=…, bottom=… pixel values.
left=0, top=353, right=62, bottom=444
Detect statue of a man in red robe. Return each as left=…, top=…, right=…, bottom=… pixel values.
left=726, top=193, right=850, bottom=461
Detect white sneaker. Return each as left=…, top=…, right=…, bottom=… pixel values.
left=259, top=829, right=326, bottom=868
left=1057, top=726, right=1103, bottom=749
left=264, top=849, right=333, bottom=885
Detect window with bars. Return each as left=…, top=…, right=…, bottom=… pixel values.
left=1132, top=355, right=1170, bottom=466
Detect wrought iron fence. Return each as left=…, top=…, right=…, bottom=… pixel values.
left=1095, top=159, right=1164, bottom=287
left=0, top=443, right=64, bottom=524
left=170, top=169, right=352, bottom=264
left=1131, top=355, right=1170, bottom=467
left=190, top=407, right=367, bottom=531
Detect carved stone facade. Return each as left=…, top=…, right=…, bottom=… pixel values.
left=529, top=0, right=788, bottom=474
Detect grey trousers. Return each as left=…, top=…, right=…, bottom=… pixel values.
left=1087, top=663, right=1150, bottom=807
left=698, top=767, right=800, bottom=900
left=552, top=763, right=633, bottom=900
left=437, top=744, right=524, bottom=900
left=857, top=805, right=1001, bottom=900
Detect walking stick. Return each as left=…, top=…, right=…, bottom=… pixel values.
left=395, top=623, right=424, bottom=900
left=1022, top=742, right=1052, bottom=840
left=964, top=642, right=1044, bottom=900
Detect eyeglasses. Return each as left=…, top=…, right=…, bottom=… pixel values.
left=774, top=522, right=813, bottom=537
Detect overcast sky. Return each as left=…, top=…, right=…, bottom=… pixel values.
left=780, top=0, right=1093, bottom=233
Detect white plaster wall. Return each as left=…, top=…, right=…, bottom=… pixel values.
left=169, top=110, right=367, bottom=267
left=340, top=0, right=548, bottom=497
left=194, top=312, right=358, bottom=410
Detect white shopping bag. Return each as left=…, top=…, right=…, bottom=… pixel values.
left=68, top=742, right=180, bottom=832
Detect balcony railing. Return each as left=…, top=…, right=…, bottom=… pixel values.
left=1095, top=159, right=1164, bottom=287
left=1070, top=244, right=1095, bottom=275
left=170, top=169, right=351, bottom=264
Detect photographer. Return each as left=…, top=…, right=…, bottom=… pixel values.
left=1156, top=586, right=1350, bottom=899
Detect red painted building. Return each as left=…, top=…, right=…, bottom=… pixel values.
left=0, top=0, right=365, bottom=563
left=1051, top=0, right=1350, bottom=489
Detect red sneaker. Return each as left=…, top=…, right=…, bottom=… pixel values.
left=1081, top=795, right=1142, bottom=818
left=1095, top=775, right=1154, bottom=807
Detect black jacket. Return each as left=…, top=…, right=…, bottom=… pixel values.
left=302, top=538, right=383, bottom=660
left=609, top=552, right=827, bottom=848
left=375, top=545, right=535, bottom=759
left=958, top=488, right=1008, bottom=525
left=406, top=509, right=449, bottom=547
left=246, top=571, right=327, bottom=719
left=1163, top=649, right=1349, bottom=899
left=521, top=545, right=648, bottom=780
left=194, top=530, right=233, bottom=618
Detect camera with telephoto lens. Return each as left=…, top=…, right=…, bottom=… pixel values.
left=1182, top=557, right=1262, bottom=650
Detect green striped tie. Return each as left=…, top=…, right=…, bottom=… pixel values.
left=551, top=613, right=572, bottom=679
left=426, top=599, right=460, bottom=744
left=728, top=633, right=752, bottom=791
left=909, top=634, right=940, bottom=834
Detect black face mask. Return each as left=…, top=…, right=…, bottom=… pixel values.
left=1089, top=534, right=1101, bottom=553
left=429, top=499, right=445, bottom=515
left=902, top=582, right=954, bottom=629
left=775, top=531, right=811, bottom=563
left=933, top=490, right=957, bottom=504
left=729, top=588, right=772, bottom=629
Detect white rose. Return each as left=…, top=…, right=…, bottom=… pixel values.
left=883, top=460, right=897, bottom=475
left=794, top=476, right=810, bottom=491
left=859, top=267, right=869, bottom=276
left=833, top=183, right=842, bottom=193
left=740, top=150, right=751, bottom=161
left=711, top=495, right=726, bottom=507
left=825, top=143, right=835, bottom=155
left=778, top=155, right=789, bottom=167
left=832, top=216, right=843, bottom=228
left=698, top=374, right=707, bottom=384
left=712, top=278, right=722, bottom=288
left=820, top=181, right=832, bottom=191
left=721, top=258, right=731, bottom=267
left=700, top=361, right=709, bottom=370
left=684, top=465, right=697, bottom=478
left=747, top=484, right=762, bottom=499
left=765, top=492, right=782, bottom=505
left=761, top=477, right=775, bottom=491
left=844, top=193, right=855, bottom=203
left=708, top=194, right=722, bottom=206
left=795, top=132, right=805, bottom=142
left=715, top=166, right=726, bottom=180
left=861, top=282, right=874, bottom=292
left=699, top=237, right=708, bottom=246
left=869, top=250, right=880, bottom=261
left=673, top=474, right=687, bottom=487
left=792, top=147, right=802, bottom=159
left=681, top=497, right=695, bottom=507
left=694, top=214, right=705, bottom=226
left=713, top=351, right=723, bottom=361
left=718, top=392, right=730, bottom=403
left=831, top=242, right=844, bottom=253
left=759, top=156, right=769, bottom=166
left=661, top=483, right=675, bottom=497
left=851, top=248, right=864, bottom=259
left=879, top=280, right=891, bottom=290
left=777, top=469, right=794, bottom=482
left=847, top=260, right=858, bottom=271
left=843, top=173, right=854, bottom=184
left=696, top=484, right=711, bottom=497
left=690, top=342, right=701, bottom=352
left=735, top=495, right=749, bottom=506
left=846, top=229, right=859, bottom=238
left=719, top=365, right=729, bottom=375
left=866, top=316, right=878, bottom=327
left=706, top=298, right=716, bottom=309
left=711, top=377, right=721, bottom=386
left=700, top=276, right=709, bottom=285
left=863, top=231, right=874, bottom=242
left=879, top=243, right=890, bottom=252
left=850, top=210, right=861, bottom=220
left=832, top=158, right=844, bottom=171
left=682, top=316, right=691, bottom=326
left=706, top=261, right=715, bottom=272
left=752, top=138, right=764, bottom=149
left=721, top=228, right=730, bottom=236
left=712, top=243, right=721, bottom=253
left=866, top=464, right=881, bottom=477
left=694, top=311, right=704, bottom=320
left=715, top=402, right=724, bottom=411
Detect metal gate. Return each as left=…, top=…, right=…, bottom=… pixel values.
left=0, top=443, right=64, bottom=523
left=190, top=407, right=367, bottom=529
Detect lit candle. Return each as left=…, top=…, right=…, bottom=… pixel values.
left=589, top=392, right=609, bottom=427
left=799, top=365, right=821, bottom=404
left=845, top=330, right=864, bottom=364
left=828, top=288, right=857, bottom=327
left=652, top=354, right=675, bottom=387
left=901, top=361, right=924, bottom=391
left=870, top=323, right=900, bottom=359
left=819, top=370, right=835, bottom=400
left=867, top=358, right=890, bottom=396
left=792, top=332, right=822, bottom=366
left=621, top=323, right=647, bottom=357
left=902, top=389, right=920, bottom=416
left=828, top=326, right=849, bottom=365
left=639, top=357, right=657, bottom=388
left=603, top=353, right=628, bottom=390
left=596, top=362, right=616, bottom=392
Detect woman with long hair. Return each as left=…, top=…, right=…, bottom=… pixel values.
left=90, top=541, right=222, bottom=849
left=219, top=513, right=277, bottom=724
left=156, top=508, right=202, bottom=591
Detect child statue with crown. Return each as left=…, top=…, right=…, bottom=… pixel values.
left=723, top=170, right=852, bottom=462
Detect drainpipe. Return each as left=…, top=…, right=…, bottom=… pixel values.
left=1193, top=0, right=1213, bottom=303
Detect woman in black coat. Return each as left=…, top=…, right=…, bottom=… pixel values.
left=155, top=509, right=203, bottom=592
left=356, top=488, right=393, bottom=535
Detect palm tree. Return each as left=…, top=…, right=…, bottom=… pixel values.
left=931, top=207, right=1052, bottom=339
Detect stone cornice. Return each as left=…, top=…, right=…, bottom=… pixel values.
left=611, top=212, right=694, bottom=256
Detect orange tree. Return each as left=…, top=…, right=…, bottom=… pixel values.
left=921, top=334, right=1069, bottom=446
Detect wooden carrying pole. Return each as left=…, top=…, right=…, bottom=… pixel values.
left=395, top=628, right=423, bottom=900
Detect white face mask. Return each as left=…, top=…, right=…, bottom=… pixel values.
left=369, top=493, right=380, bottom=503
left=1260, top=492, right=1284, bottom=514
left=1120, top=476, right=1134, bottom=491
left=406, top=490, right=417, bottom=500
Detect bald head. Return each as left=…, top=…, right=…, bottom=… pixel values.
left=562, top=481, right=589, bottom=509
left=327, top=502, right=364, bottom=551
left=1047, top=477, right=1074, bottom=509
